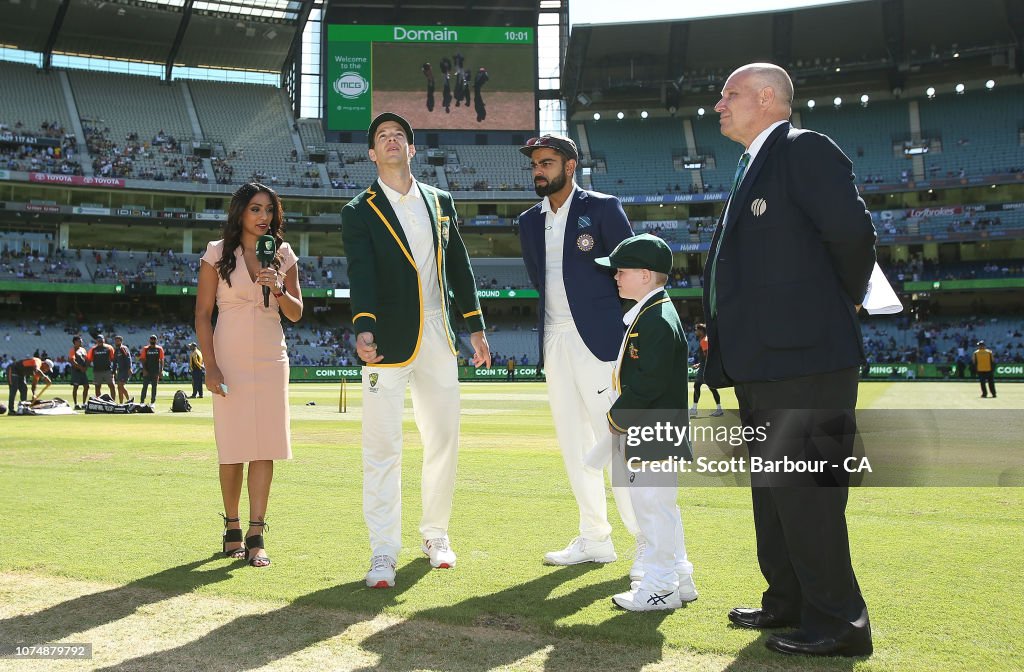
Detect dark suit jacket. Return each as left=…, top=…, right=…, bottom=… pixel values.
left=342, top=180, right=484, bottom=367
left=518, top=187, right=633, bottom=365
left=702, top=122, right=877, bottom=387
left=607, top=289, right=691, bottom=461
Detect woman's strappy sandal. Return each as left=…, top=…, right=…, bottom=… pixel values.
left=221, top=514, right=245, bottom=559
left=245, top=520, right=271, bottom=568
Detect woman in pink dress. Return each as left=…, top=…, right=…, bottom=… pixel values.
left=195, top=182, right=303, bottom=567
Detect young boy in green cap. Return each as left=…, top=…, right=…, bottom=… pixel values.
left=595, top=233, right=697, bottom=611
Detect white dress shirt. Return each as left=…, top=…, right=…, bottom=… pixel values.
left=379, top=178, right=442, bottom=311
left=542, top=183, right=578, bottom=326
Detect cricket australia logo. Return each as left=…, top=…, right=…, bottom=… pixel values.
left=369, top=373, right=379, bottom=388
left=334, top=72, right=368, bottom=99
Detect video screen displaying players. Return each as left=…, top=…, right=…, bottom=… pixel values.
left=324, top=24, right=536, bottom=133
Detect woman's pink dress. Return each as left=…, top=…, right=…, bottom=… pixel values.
left=201, top=240, right=296, bottom=464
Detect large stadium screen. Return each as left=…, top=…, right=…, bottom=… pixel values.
left=324, top=24, right=536, bottom=134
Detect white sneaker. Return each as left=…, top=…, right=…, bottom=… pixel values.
left=612, top=587, right=683, bottom=611
left=630, top=573, right=699, bottom=602
left=629, top=536, right=648, bottom=581
left=710, top=408, right=724, bottom=417
left=422, top=536, right=457, bottom=569
left=543, top=536, right=617, bottom=565
left=676, top=573, right=699, bottom=602
left=688, top=406, right=698, bottom=417
left=365, top=554, right=396, bottom=588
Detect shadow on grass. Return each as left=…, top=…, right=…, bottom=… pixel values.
left=0, top=556, right=237, bottom=647
left=81, top=562, right=673, bottom=671
left=350, top=564, right=674, bottom=672
left=92, top=560, right=433, bottom=671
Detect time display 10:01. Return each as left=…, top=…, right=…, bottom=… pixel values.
left=504, top=30, right=531, bottom=41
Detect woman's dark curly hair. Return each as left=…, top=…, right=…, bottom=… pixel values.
left=216, top=182, right=286, bottom=286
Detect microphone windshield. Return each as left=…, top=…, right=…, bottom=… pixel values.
left=256, top=234, right=277, bottom=263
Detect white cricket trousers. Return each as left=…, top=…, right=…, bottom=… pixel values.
left=362, top=309, right=459, bottom=558
left=616, top=444, right=694, bottom=592
left=543, top=321, right=639, bottom=541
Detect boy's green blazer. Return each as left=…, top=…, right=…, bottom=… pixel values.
left=607, top=289, right=690, bottom=458
left=342, top=180, right=485, bottom=366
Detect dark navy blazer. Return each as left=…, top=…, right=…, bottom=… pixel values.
left=518, top=187, right=634, bottom=366
left=702, top=122, right=877, bottom=386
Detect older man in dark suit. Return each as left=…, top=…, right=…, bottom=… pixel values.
left=342, top=112, right=490, bottom=589
left=518, top=134, right=642, bottom=575
left=704, top=63, right=876, bottom=657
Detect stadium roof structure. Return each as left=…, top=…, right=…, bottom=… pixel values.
left=320, top=0, right=540, bottom=27
left=563, top=0, right=1024, bottom=117
left=0, top=0, right=310, bottom=75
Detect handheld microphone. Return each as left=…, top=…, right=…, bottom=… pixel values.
left=256, top=234, right=277, bottom=308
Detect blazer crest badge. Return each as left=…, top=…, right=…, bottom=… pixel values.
left=439, top=215, right=450, bottom=244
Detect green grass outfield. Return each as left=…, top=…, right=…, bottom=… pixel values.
left=0, top=382, right=1021, bottom=671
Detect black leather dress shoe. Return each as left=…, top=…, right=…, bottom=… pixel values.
left=727, top=607, right=800, bottom=629
left=765, top=629, right=873, bottom=657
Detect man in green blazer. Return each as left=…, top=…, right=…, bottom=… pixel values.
left=596, top=234, right=697, bottom=611
left=342, top=112, right=491, bottom=589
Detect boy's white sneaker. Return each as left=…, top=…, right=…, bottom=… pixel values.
left=612, top=587, right=683, bottom=611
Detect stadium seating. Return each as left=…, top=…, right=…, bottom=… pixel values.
left=0, top=315, right=362, bottom=376
left=471, top=258, right=531, bottom=289
left=0, top=250, right=84, bottom=283
left=795, top=99, right=911, bottom=184
left=69, top=69, right=196, bottom=181
left=0, top=62, right=74, bottom=135
left=689, top=116, right=743, bottom=193
left=445, top=145, right=532, bottom=191
left=576, top=117, right=685, bottom=195
left=188, top=80, right=302, bottom=186
left=0, top=62, right=81, bottom=175
left=861, top=316, right=1024, bottom=366
left=80, top=249, right=198, bottom=285
left=918, top=87, right=1024, bottom=180
left=4, top=63, right=1022, bottom=197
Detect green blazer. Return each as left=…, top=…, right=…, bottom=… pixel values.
left=342, top=179, right=484, bottom=367
left=607, top=289, right=690, bottom=459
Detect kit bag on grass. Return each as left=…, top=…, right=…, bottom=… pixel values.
left=171, top=390, right=192, bottom=413
left=84, top=394, right=153, bottom=414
